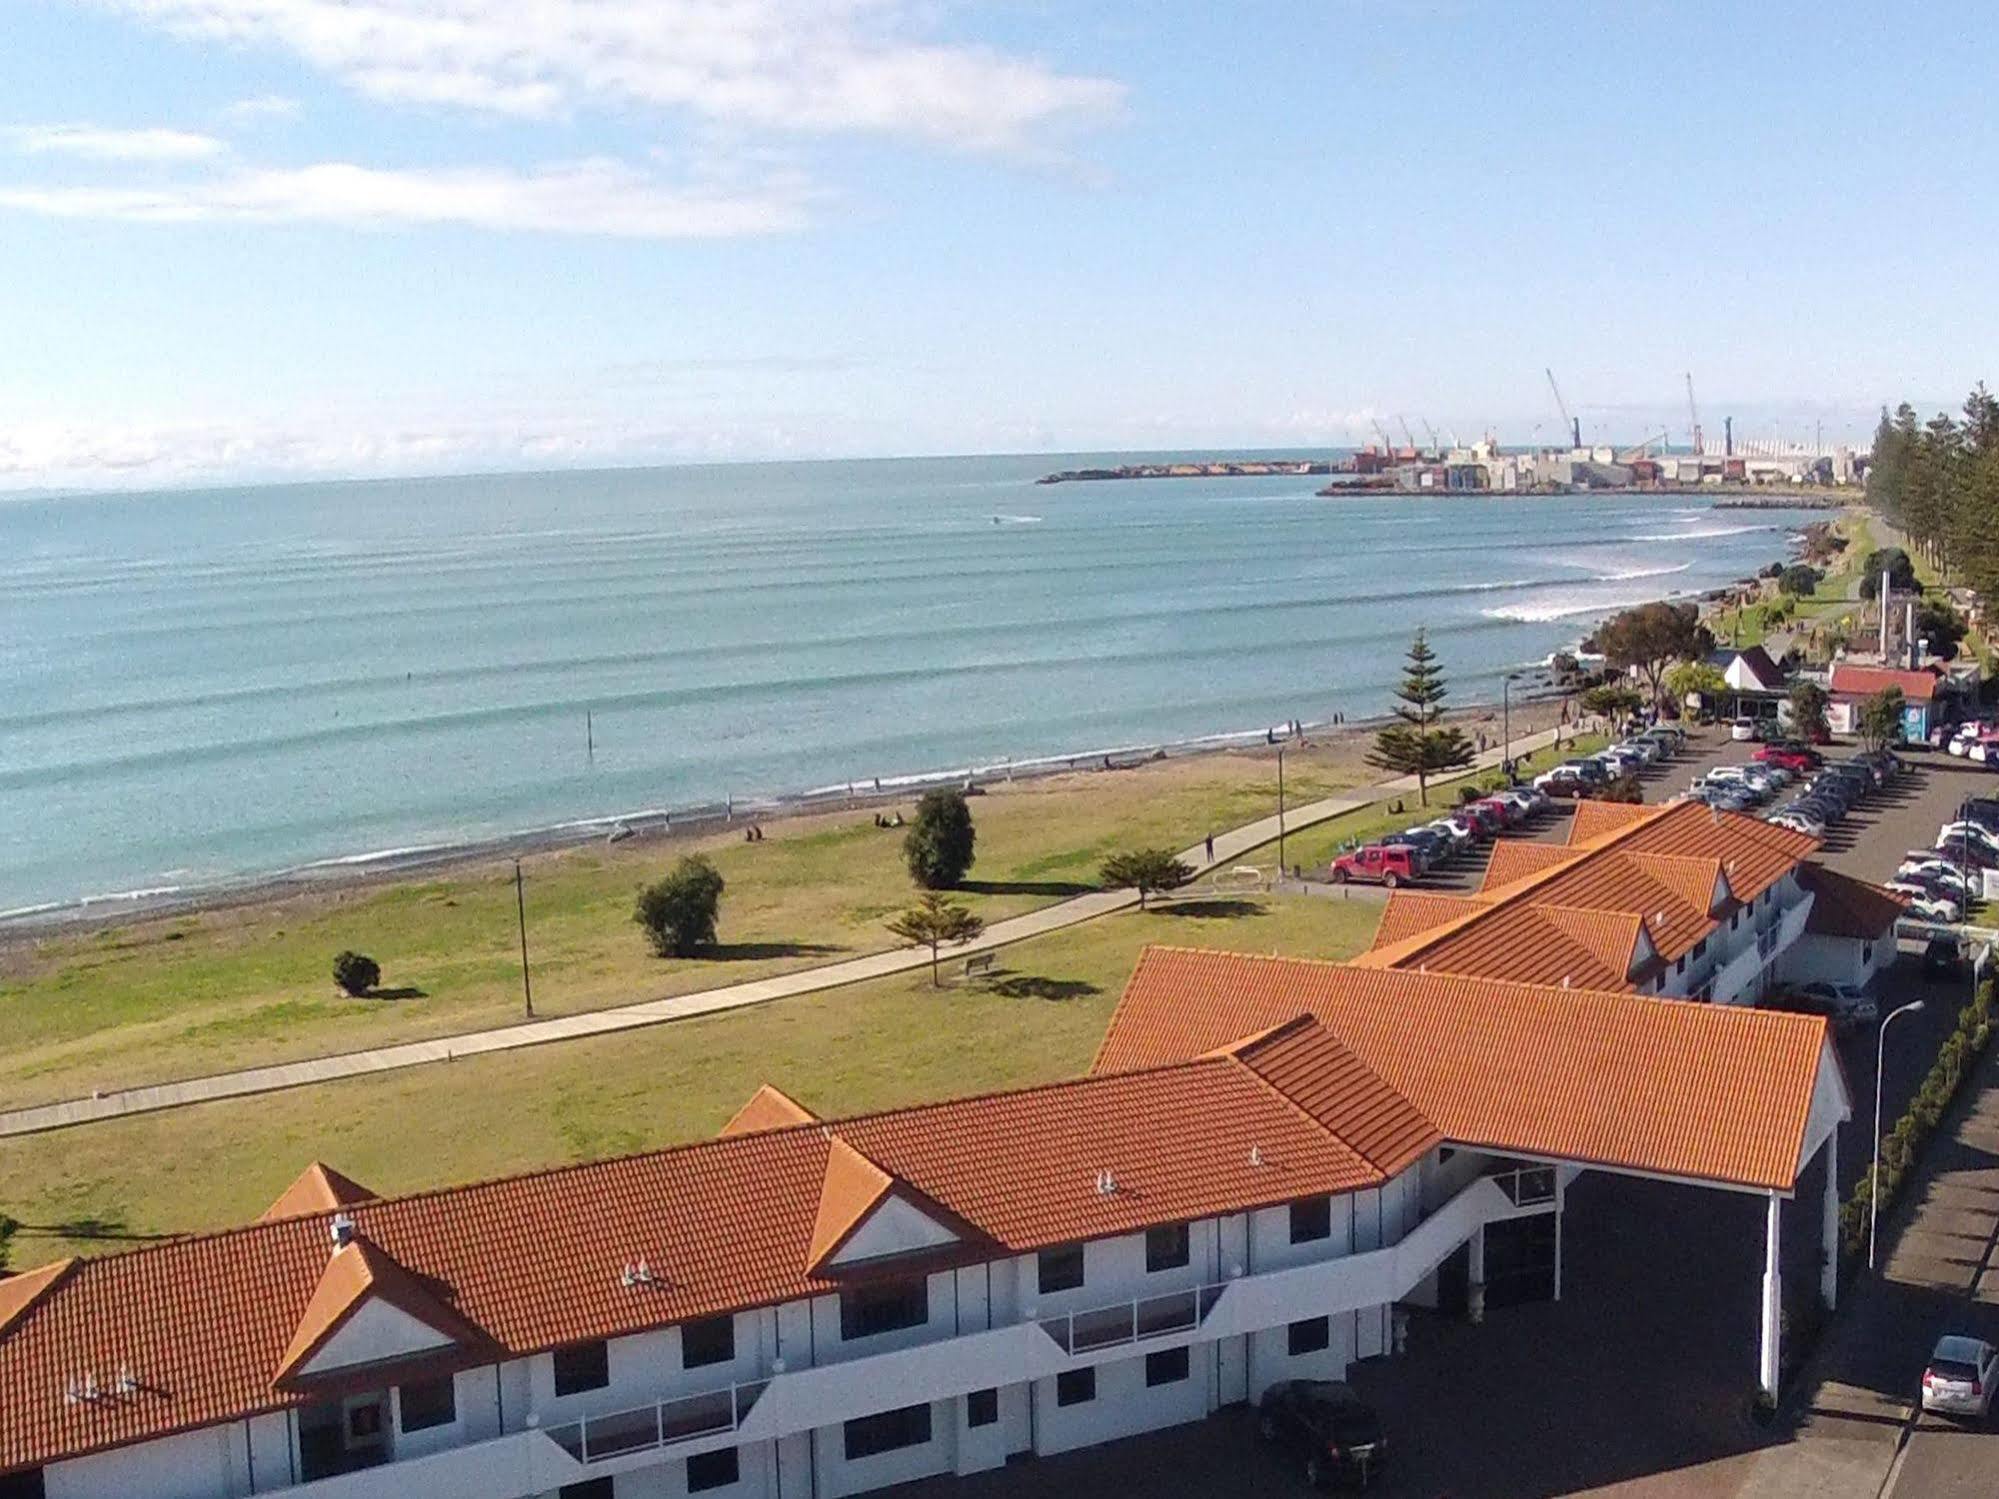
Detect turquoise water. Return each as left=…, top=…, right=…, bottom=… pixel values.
left=0, top=456, right=1817, bottom=914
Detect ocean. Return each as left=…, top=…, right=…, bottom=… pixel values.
left=0, top=455, right=1818, bottom=917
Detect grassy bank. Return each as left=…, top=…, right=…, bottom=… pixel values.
left=0, top=892, right=1382, bottom=1264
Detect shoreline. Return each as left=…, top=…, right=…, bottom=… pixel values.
left=0, top=690, right=1581, bottom=946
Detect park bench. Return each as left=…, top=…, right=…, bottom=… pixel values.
left=963, top=952, right=996, bottom=979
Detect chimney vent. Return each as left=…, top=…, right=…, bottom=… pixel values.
left=1094, top=1169, right=1117, bottom=1196
left=1248, top=1144, right=1263, bottom=1167
left=329, top=1212, right=356, bottom=1251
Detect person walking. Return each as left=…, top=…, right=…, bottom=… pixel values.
left=1205, top=831, right=1215, bottom=863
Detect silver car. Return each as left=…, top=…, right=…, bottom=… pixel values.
left=1922, top=1335, right=1997, bottom=1419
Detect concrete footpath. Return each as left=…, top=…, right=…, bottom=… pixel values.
left=0, top=729, right=1565, bottom=1139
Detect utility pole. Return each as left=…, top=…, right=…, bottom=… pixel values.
left=514, top=860, right=534, bottom=1019
left=1276, top=744, right=1288, bottom=878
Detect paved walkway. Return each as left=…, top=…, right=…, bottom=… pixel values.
left=0, top=729, right=1566, bottom=1138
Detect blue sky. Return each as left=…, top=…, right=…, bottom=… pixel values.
left=3, top=0, right=1996, bottom=490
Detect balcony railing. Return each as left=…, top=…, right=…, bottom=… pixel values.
left=1037, top=1284, right=1229, bottom=1355
left=1489, top=1165, right=1555, bottom=1206
left=544, top=1379, right=768, bottom=1467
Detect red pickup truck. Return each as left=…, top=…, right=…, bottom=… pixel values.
left=1330, top=844, right=1420, bottom=887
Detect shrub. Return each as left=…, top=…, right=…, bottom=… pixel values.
left=1777, top=563, right=1821, bottom=597
left=633, top=855, right=726, bottom=958
left=903, top=789, right=977, bottom=889
left=1098, top=849, right=1195, bottom=909
left=332, top=950, right=381, bottom=996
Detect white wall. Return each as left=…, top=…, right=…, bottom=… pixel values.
left=300, top=1299, right=455, bottom=1377
left=49, top=1422, right=244, bottom=1499
left=393, top=1366, right=502, bottom=1463
left=810, top=1269, right=958, bottom=1368
left=812, top=1401, right=951, bottom=1499
left=1249, top=1196, right=1352, bottom=1275
left=593, top=1440, right=772, bottom=1499
left=1032, top=1351, right=1208, bottom=1457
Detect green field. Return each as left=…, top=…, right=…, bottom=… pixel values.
left=0, top=745, right=1375, bottom=1109
left=0, top=892, right=1384, bottom=1264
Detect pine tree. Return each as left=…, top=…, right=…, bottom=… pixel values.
left=1365, top=628, right=1474, bottom=806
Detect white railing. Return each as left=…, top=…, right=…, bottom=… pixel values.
left=543, top=1378, right=768, bottom=1466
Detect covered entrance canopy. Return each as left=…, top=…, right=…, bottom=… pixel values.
left=1094, top=948, right=1854, bottom=1396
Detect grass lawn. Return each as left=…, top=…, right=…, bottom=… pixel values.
left=0, top=892, right=1383, bottom=1265
left=0, top=744, right=1376, bottom=1109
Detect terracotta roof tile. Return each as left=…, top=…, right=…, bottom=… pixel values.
left=1095, top=947, right=1832, bottom=1195
left=0, top=1261, right=75, bottom=1341
left=1228, top=1019, right=1442, bottom=1176
left=1537, top=906, right=1647, bottom=982
left=1830, top=664, right=1939, bottom=702
left=719, top=1083, right=818, bottom=1137
left=1568, top=801, right=1656, bottom=844
left=1799, top=866, right=1907, bottom=939
left=1478, top=840, right=1580, bottom=892
left=274, top=1237, right=488, bottom=1384
left=1368, top=891, right=1491, bottom=949
left=806, top=1137, right=896, bottom=1268
left=259, top=1162, right=377, bottom=1223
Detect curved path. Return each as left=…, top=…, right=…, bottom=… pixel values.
left=0, top=729, right=1561, bottom=1138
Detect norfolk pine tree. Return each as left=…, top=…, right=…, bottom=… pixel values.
left=1366, top=628, right=1474, bottom=806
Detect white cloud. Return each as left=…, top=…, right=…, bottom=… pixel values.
left=94, top=0, right=1126, bottom=153
left=220, top=92, right=302, bottom=123
left=0, top=156, right=813, bottom=237
left=3, top=122, right=226, bottom=161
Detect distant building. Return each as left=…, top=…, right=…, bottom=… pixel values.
left=1827, top=663, right=1944, bottom=740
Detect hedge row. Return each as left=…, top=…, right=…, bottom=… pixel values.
left=1838, top=978, right=1996, bottom=1259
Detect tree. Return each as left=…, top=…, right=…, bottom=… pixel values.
left=1788, top=680, right=1830, bottom=741
left=332, top=950, right=380, bottom=996
left=1364, top=628, right=1474, bottom=806
left=1913, top=598, right=1968, bottom=659
left=0, top=1213, right=16, bottom=1271
left=1777, top=564, right=1821, bottom=597
left=886, top=892, right=987, bottom=987
left=1100, top=849, right=1195, bottom=909
left=1858, top=546, right=1917, bottom=599
left=1857, top=687, right=1906, bottom=751
left=903, top=789, right=977, bottom=889
left=1579, top=683, right=1644, bottom=718
left=633, top=854, right=726, bottom=958
left=1662, top=661, right=1727, bottom=706
left=1592, top=601, right=1713, bottom=708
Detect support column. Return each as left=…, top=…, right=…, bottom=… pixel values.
left=1759, top=1192, right=1783, bottom=1398
left=1553, top=1174, right=1566, bottom=1302
left=1820, top=1131, right=1839, bottom=1311
left=1467, top=1224, right=1486, bottom=1325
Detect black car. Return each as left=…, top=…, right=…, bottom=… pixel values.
left=1925, top=936, right=1964, bottom=978
left=1257, top=1380, right=1386, bottom=1489
left=1960, top=798, right=1999, bottom=835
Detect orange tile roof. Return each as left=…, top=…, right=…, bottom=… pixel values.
left=0, top=1262, right=75, bottom=1341
left=259, top=1162, right=377, bottom=1222
left=1095, top=947, right=1832, bottom=1195
left=274, top=1237, right=489, bottom=1384
left=720, top=1083, right=818, bottom=1137
left=1367, top=891, right=1491, bottom=949
left=1799, top=866, right=1906, bottom=939
left=1568, top=801, right=1655, bottom=843
left=1478, top=840, right=1580, bottom=892
left=806, top=1137, right=897, bottom=1268
left=0, top=1053, right=1408, bottom=1473
left=1829, top=664, right=1939, bottom=702
left=1228, top=1019, right=1441, bottom=1176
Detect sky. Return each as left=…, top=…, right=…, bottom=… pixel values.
left=3, top=0, right=1998, bottom=491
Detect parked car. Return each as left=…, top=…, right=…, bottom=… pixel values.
left=1956, top=798, right=1999, bottom=835
left=1896, top=861, right=1976, bottom=900
left=1379, top=829, right=1445, bottom=870
left=1762, top=990, right=1873, bottom=1035
left=1934, top=836, right=1999, bottom=871
left=1534, top=768, right=1593, bottom=799
left=1424, top=818, right=1476, bottom=856
left=1755, top=745, right=1820, bottom=773
left=1925, top=935, right=1966, bottom=975
left=1887, top=881, right=1964, bottom=921
left=1730, top=717, right=1758, bottom=741
left=1330, top=844, right=1421, bottom=887
left=1257, top=1380, right=1387, bottom=1490
left=1471, top=795, right=1526, bottom=829
left=1921, top=1336, right=1998, bottom=1420
left=1939, top=821, right=1999, bottom=856
left=1792, top=981, right=1880, bottom=1026
left=1767, top=810, right=1825, bottom=837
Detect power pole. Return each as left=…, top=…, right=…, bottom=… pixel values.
left=514, top=860, right=534, bottom=1019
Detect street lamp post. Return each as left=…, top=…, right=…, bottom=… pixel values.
left=1277, top=744, right=1287, bottom=877
left=514, top=859, right=535, bottom=1020
left=1870, top=998, right=1928, bottom=1270
left=1502, top=672, right=1520, bottom=782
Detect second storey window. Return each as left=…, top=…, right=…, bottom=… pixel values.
left=1290, top=1196, right=1332, bottom=1244
left=1145, top=1222, right=1190, bottom=1272
left=840, top=1277, right=929, bottom=1340
left=397, top=1374, right=456, bottom=1432
left=553, top=1340, right=610, bottom=1396
left=681, top=1314, right=736, bottom=1369
left=844, top=1403, right=933, bottom=1460
left=1037, top=1244, right=1085, bottom=1293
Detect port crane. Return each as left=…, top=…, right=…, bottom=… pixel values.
left=1685, top=372, right=1704, bottom=458
left=1396, top=415, right=1419, bottom=454
left=1418, top=417, right=1441, bottom=451
left=1544, top=368, right=1581, bottom=451
left=1368, top=415, right=1394, bottom=452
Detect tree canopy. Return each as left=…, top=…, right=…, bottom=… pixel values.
left=1857, top=546, right=1917, bottom=600
left=1788, top=680, right=1830, bottom=740
left=331, top=950, right=380, bottom=997
left=903, top=789, right=977, bottom=889
left=886, top=892, right=987, bottom=986
left=1591, top=601, right=1712, bottom=707
left=1662, top=661, right=1727, bottom=704
left=633, top=854, right=726, bottom=958
left=1866, top=386, right=1999, bottom=599
left=1364, top=628, right=1474, bottom=806
left=1857, top=687, right=1906, bottom=751
left=1776, top=564, right=1821, bottom=597
left=1099, top=848, right=1195, bottom=909
left=1579, top=682, right=1644, bottom=717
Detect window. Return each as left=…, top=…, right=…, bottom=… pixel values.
left=1731, top=913, right=1739, bottom=930
left=0, top=1471, right=45, bottom=1499
left=1288, top=1317, right=1331, bottom=1356
left=1693, top=938, right=1708, bottom=960
left=1290, top=1196, right=1332, bottom=1243
left=839, top=1279, right=929, bottom=1340
left=559, top=1483, right=612, bottom=1499
left=1055, top=1368, right=1096, bottom=1407
left=552, top=1340, right=610, bottom=1396
left=1864, top=942, right=1874, bottom=963
left=1038, top=1244, right=1085, bottom=1293
left=1676, top=956, right=1686, bottom=976
left=966, top=1388, right=999, bottom=1427
left=1145, top=1222, right=1190, bottom=1272
left=843, top=1403, right=933, bottom=1460
left=681, top=1314, right=736, bottom=1369
left=397, top=1375, right=456, bottom=1432
left=1146, top=1346, right=1190, bottom=1386
left=687, top=1447, right=740, bottom=1493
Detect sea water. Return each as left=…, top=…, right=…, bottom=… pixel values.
left=0, top=455, right=1818, bottom=914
